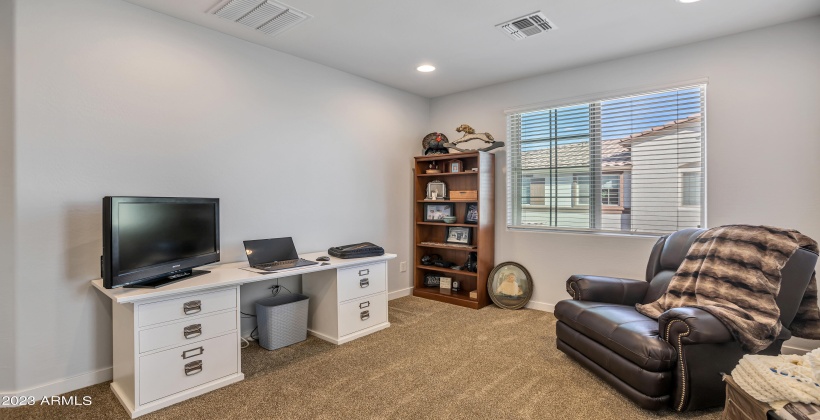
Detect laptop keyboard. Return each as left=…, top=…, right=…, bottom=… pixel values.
left=253, top=258, right=311, bottom=271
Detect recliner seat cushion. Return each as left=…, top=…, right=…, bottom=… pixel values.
left=554, top=300, right=676, bottom=372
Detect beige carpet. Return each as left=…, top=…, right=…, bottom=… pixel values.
left=6, top=296, right=720, bottom=419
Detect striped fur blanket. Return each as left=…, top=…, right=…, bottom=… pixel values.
left=636, top=225, right=820, bottom=353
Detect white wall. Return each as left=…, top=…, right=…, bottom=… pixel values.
left=9, top=0, right=427, bottom=395
left=0, top=0, right=16, bottom=393
left=430, top=17, right=820, bottom=348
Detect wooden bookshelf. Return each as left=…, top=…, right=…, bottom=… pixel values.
left=413, top=151, right=494, bottom=309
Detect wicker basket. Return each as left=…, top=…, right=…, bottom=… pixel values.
left=256, top=293, right=309, bottom=351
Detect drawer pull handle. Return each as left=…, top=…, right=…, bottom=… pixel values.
left=184, top=360, right=203, bottom=376
left=182, top=346, right=204, bottom=359
left=360, top=278, right=369, bottom=288
left=359, top=301, right=370, bottom=309
left=358, top=269, right=369, bottom=276
left=183, top=324, right=202, bottom=339
left=360, top=310, right=370, bottom=321
left=183, top=300, right=201, bottom=315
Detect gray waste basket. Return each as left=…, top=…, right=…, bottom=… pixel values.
left=255, top=293, right=309, bottom=351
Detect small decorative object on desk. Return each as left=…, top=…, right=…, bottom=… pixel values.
left=488, top=262, right=533, bottom=309
left=442, top=124, right=505, bottom=153
left=439, top=277, right=452, bottom=290
left=426, top=180, right=447, bottom=200
left=423, top=203, right=455, bottom=222
left=442, top=216, right=456, bottom=224
left=465, top=203, right=478, bottom=224
left=452, top=280, right=461, bottom=292
left=426, top=162, right=440, bottom=174
left=445, top=226, right=472, bottom=245
left=447, top=159, right=463, bottom=173
left=422, top=132, right=450, bottom=155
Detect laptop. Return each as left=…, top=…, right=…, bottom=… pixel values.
left=243, top=237, right=318, bottom=272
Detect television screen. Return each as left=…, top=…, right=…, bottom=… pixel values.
left=103, top=197, right=220, bottom=288
left=117, top=203, right=217, bottom=272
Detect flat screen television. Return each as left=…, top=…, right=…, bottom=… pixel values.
left=102, top=196, right=220, bottom=289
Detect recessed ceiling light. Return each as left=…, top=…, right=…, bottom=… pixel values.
left=417, top=65, right=436, bottom=72
left=676, top=0, right=701, bottom=3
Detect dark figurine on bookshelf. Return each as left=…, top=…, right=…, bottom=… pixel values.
left=422, top=132, right=450, bottom=155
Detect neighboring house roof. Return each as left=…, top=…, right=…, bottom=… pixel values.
left=521, top=140, right=630, bottom=170
left=520, top=113, right=702, bottom=170
left=619, top=113, right=702, bottom=143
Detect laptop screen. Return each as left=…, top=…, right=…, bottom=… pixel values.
left=243, top=237, right=299, bottom=266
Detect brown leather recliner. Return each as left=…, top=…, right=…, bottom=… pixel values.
left=554, top=228, right=819, bottom=411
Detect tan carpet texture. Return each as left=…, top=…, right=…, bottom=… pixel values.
left=6, top=296, right=720, bottom=419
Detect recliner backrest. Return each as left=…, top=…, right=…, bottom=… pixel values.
left=776, top=247, right=818, bottom=328
left=641, top=228, right=819, bottom=329
left=642, top=228, right=706, bottom=304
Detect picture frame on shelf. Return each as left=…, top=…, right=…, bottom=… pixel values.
left=425, top=180, right=447, bottom=200
left=445, top=226, right=472, bottom=245
left=465, top=203, right=478, bottom=224
left=447, top=159, right=463, bottom=173
left=423, top=203, right=455, bottom=222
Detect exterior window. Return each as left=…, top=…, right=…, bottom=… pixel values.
left=602, top=174, right=620, bottom=206
left=681, top=171, right=702, bottom=206
left=507, top=85, right=706, bottom=235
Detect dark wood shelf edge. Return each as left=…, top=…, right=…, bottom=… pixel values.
left=416, top=172, right=478, bottom=177
left=417, top=200, right=478, bottom=203
left=416, top=222, right=476, bottom=227
left=416, top=243, right=478, bottom=252
left=413, top=287, right=486, bottom=309
left=416, top=265, right=478, bottom=277
left=414, top=152, right=479, bottom=162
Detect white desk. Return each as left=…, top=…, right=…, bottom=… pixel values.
left=92, top=252, right=396, bottom=418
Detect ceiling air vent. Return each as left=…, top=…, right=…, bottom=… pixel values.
left=212, top=0, right=310, bottom=37
left=496, top=12, right=556, bottom=41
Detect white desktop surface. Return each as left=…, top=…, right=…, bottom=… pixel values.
left=91, top=251, right=397, bottom=304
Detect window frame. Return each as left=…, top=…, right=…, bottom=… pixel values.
left=505, top=81, right=707, bottom=237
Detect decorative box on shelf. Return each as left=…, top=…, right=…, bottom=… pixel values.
left=450, top=190, right=477, bottom=201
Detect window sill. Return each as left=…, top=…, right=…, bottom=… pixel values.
left=506, top=225, right=666, bottom=238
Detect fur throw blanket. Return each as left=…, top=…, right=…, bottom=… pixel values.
left=636, top=225, right=820, bottom=353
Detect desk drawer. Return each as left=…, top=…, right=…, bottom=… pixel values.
left=139, top=310, right=236, bottom=354
left=138, top=288, right=236, bottom=328
left=337, top=263, right=386, bottom=303
left=339, top=293, right=387, bottom=337
left=139, top=333, right=238, bottom=405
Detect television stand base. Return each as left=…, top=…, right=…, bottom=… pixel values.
left=124, top=269, right=211, bottom=289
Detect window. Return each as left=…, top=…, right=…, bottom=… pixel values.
left=681, top=171, right=701, bottom=207
left=602, top=174, right=621, bottom=206
left=507, top=85, right=705, bottom=235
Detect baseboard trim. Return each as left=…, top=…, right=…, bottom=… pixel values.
left=782, top=345, right=809, bottom=355
left=525, top=300, right=555, bottom=313
left=0, top=367, right=112, bottom=405
left=388, top=287, right=413, bottom=301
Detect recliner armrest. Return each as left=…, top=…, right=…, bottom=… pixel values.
left=658, top=307, right=734, bottom=345
left=566, top=275, right=649, bottom=305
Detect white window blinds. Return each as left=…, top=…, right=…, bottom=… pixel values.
left=506, top=85, right=705, bottom=235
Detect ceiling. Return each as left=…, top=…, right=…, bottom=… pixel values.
left=125, top=0, right=820, bottom=98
